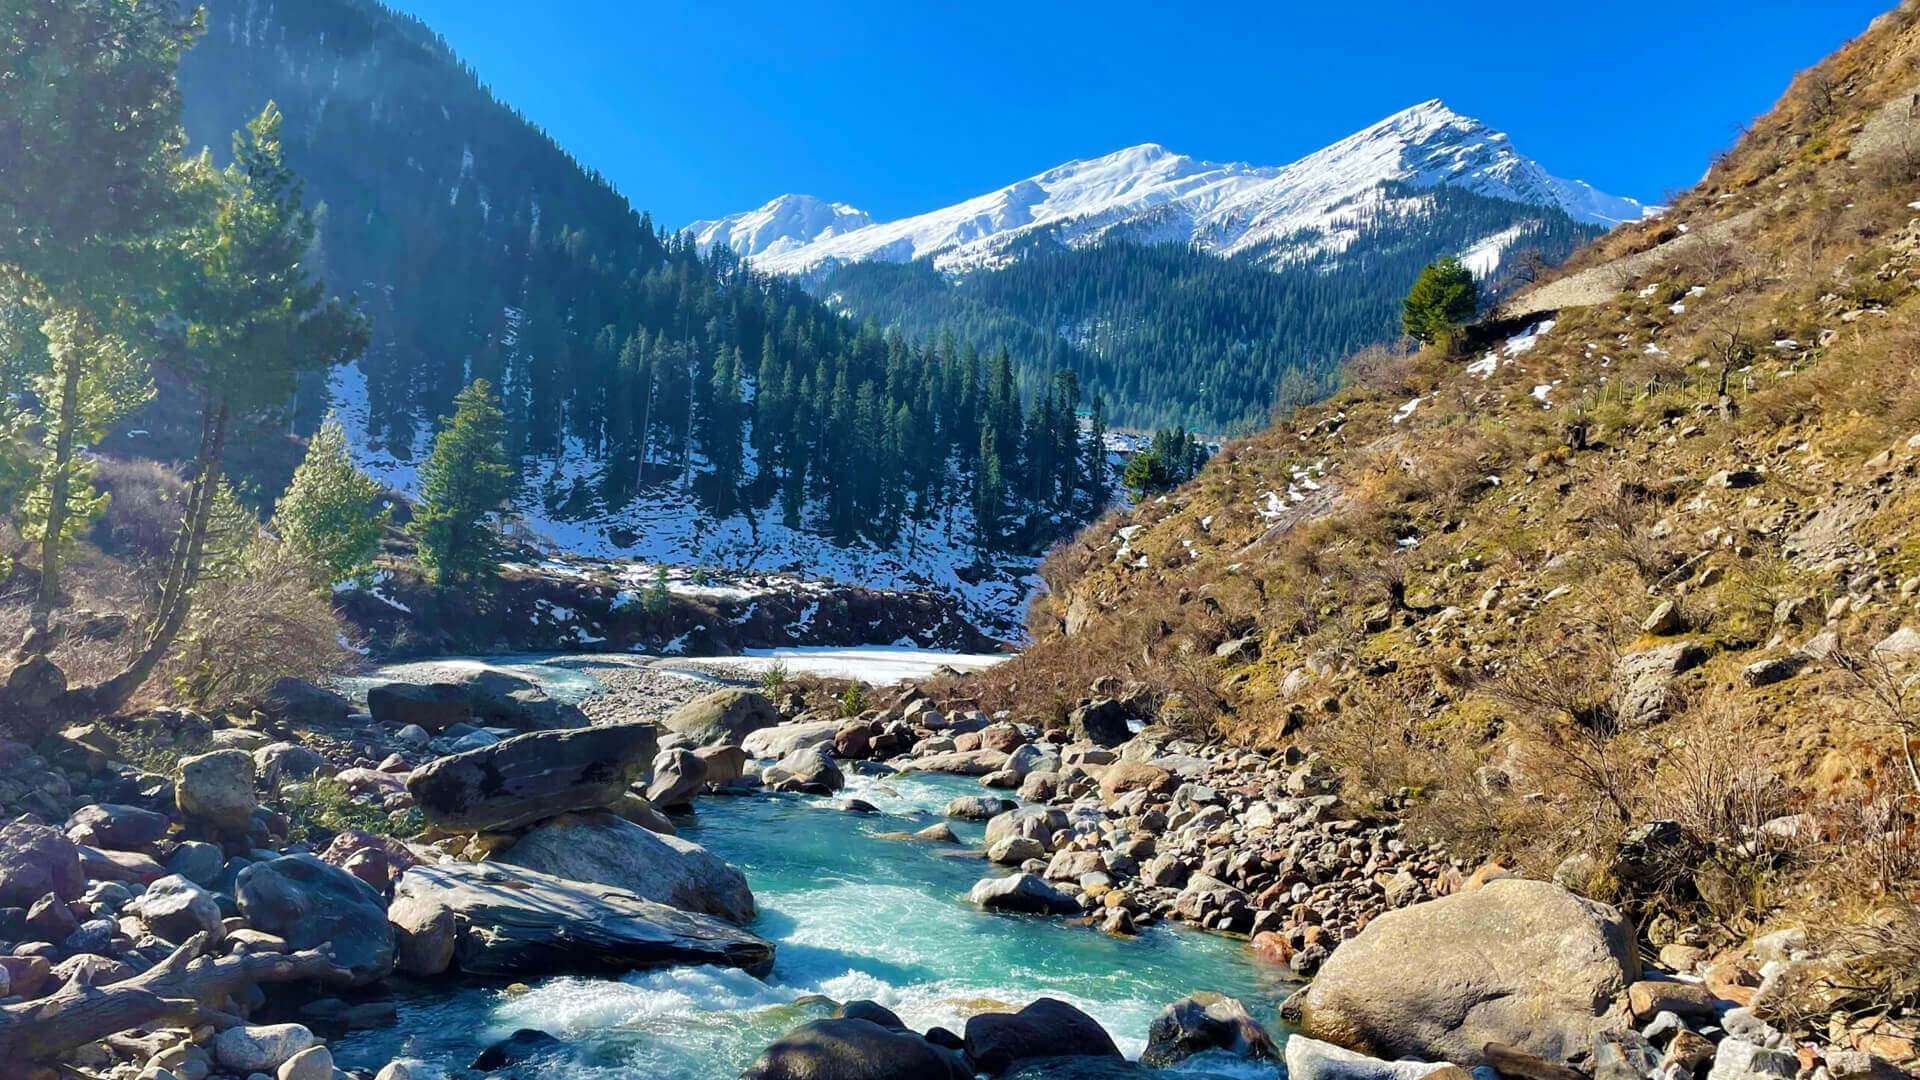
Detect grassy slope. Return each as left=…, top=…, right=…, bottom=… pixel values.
left=964, top=2, right=1920, bottom=922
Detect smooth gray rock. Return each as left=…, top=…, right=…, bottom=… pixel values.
left=177, top=749, right=257, bottom=831
left=406, top=721, right=658, bottom=831
left=968, top=873, right=1080, bottom=915
left=0, top=820, right=84, bottom=904
left=129, top=874, right=226, bottom=945
left=742, top=719, right=841, bottom=759
left=389, top=861, right=774, bottom=977
left=664, top=688, right=782, bottom=747
left=764, top=746, right=844, bottom=794
left=64, top=803, right=170, bottom=851
left=497, top=811, right=754, bottom=924
left=236, top=854, right=396, bottom=985
left=1284, top=1035, right=1470, bottom=1080
left=646, top=747, right=708, bottom=808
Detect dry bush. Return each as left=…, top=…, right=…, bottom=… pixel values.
left=1817, top=783, right=1920, bottom=897
left=89, top=456, right=187, bottom=570
left=1308, top=673, right=1444, bottom=797
left=156, top=538, right=359, bottom=710
left=1571, top=470, right=1679, bottom=586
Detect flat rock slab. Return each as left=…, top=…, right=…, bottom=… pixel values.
left=406, top=722, right=658, bottom=832
left=391, top=861, right=774, bottom=978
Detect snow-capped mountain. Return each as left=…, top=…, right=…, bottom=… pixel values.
left=694, top=101, right=1648, bottom=278
left=685, top=194, right=874, bottom=259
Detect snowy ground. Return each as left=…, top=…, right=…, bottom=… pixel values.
left=671, top=645, right=1008, bottom=685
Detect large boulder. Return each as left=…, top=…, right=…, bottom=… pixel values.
left=1098, top=761, right=1171, bottom=804
left=1141, top=993, right=1278, bottom=1068
left=0, top=821, right=85, bottom=905
left=259, top=678, right=354, bottom=728
left=1298, top=878, right=1639, bottom=1066
left=742, top=1018, right=972, bottom=1080
left=406, top=722, right=658, bottom=831
left=176, top=749, right=257, bottom=830
left=370, top=669, right=587, bottom=733
left=1068, top=700, right=1134, bottom=747
left=965, top=998, right=1122, bottom=1074
left=497, top=812, right=754, bottom=924
left=968, top=873, right=1080, bottom=916
left=743, top=719, right=842, bottom=760
left=904, top=749, right=1009, bottom=776
left=64, top=803, right=170, bottom=851
left=645, top=748, right=708, bottom=808
left=664, top=688, right=781, bottom=747
left=984, top=806, right=1069, bottom=852
left=129, top=874, right=226, bottom=945
left=236, top=854, right=396, bottom=984
left=389, top=861, right=774, bottom=977
left=367, top=682, right=470, bottom=733
left=763, top=747, right=844, bottom=794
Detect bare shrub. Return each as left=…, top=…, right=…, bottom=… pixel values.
left=89, top=457, right=187, bottom=570
left=156, top=538, right=359, bottom=709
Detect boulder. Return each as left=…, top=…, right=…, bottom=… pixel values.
left=212, top=1024, right=316, bottom=1074
left=1298, top=879, right=1639, bottom=1066
left=176, top=749, right=257, bottom=830
left=1141, top=992, right=1278, bottom=1067
left=664, top=688, right=782, bottom=747
left=0, top=820, right=84, bottom=904
left=390, top=861, right=774, bottom=977
left=1068, top=699, right=1134, bottom=747
left=1706, top=1039, right=1798, bottom=1080
left=947, top=796, right=1018, bottom=821
left=498, top=812, right=754, bottom=924
left=614, top=793, right=679, bottom=835
left=236, top=854, right=396, bottom=984
left=987, top=836, right=1045, bottom=865
left=165, top=840, right=223, bottom=887
left=260, top=678, right=353, bottom=728
left=694, top=743, right=750, bottom=785
left=64, top=803, right=170, bottom=851
left=742, top=719, right=841, bottom=759
left=254, top=742, right=328, bottom=784
left=905, top=749, right=1009, bottom=776
left=406, top=721, right=658, bottom=831
left=764, top=746, right=845, bottom=794
left=742, top=1018, right=972, bottom=1080
left=968, top=873, right=1080, bottom=915
left=367, top=682, right=470, bottom=733
left=1098, top=761, right=1171, bottom=804
left=646, top=748, right=709, bottom=808
left=1284, top=1035, right=1472, bottom=1080
left=965, top=998, right=1121, bottom=1074
left=388, top=888, right=456, bottom=977
left=129, top=874, right=226, bottom=945
left=278, top=1045, right=334, bottom=1080
left=1612, top=642, right=1707, bottom=726
left=472, top=1028, right=567, bottom=1070
left=984, top=806, right=1069, bottom=852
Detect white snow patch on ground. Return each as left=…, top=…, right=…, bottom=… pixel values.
left=694, top=646, right=1008, bottom=685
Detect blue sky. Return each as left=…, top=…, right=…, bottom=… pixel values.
left=393, top=1, right=1888, bottom=227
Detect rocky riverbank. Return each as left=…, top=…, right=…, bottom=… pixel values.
left=0, top=659, right=1908, bottom=1080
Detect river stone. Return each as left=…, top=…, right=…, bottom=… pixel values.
left=260, top=677, right=354, bottom=727
left=987, top=836, right=1045, bottom=864
left=0, top=820, right=85, bottom=904
left=129, top=874, right=226, bottom=945
left=984, top=806, right=1069, bottom=852
left=665, top=688, right=782, bottom=747
left=367, top=682, right=470, bottom=733
left=904, top=749, right=1009, bottom=776
left=946, top=796, right=1017, bottom=820
left=694, top=743, right=750, bottom=784
left=497, top=811, right=754, bottom=924
left=743, top=719, right=842, bottom=759
left=614, top=793, right=679, bottom=835
left=1707, top=1039, right=1798, bottom=1080
left=1141, top=992, right=1278, bottom=1067
left=646, top=748, right=709, bottom=808
left=764, top=746, right=844, bottom=794
left=213, top=1024, right=316, bottom=1073
left=742, top=1018, right=972, bottom=1080
left=390, top=861, right=774, bottom=977
left=969, top=873, right=1080, bottom=915
left=1284, top=1035, right=1473, bottom=1080
left=277, top=1045, right=333, bottom=1080
left=1098, top=760, right=1171, bottom=803
left=389, top=885, right=457, bottom=977
left=472, top=1029, right=567, bottom=1070
left=965, top=998, right=1122, bottom=1073
left=1298, top=878, right=1639, bottom=1066
left=64, top=803, right=170, bottom=850
left=255, top=742, right=328, bottom=784
left=176, top=749, right=257, bottom=830
left=236, top=854, right=396, bottom=984
left=406, top=721, right=658, bottom=831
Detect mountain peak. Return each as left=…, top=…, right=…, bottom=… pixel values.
left=685, top=194, right=873, bottom=259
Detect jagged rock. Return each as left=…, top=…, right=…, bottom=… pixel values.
left=646, top=747, right=708, bottom=808
left=236, top=854, right=396, bottom=984
left=129, top=874, right=226, bottom=945
left=176, top=749, right=258, bottom=830
left=406, top=721, right=658, bottom=831
left=1284, top=1035, right=1471, bottom=1080
left=0, top=820, right=84, bottom=904
left=497, top=811, right=754, bottom=924
left=741, top=1018, right=972, bottom=1080
left=63, top=802, right=170, bottom=851
left=1641, top=600, right=1686, bottom=636
left=665, top=688, right=782, bottom=747
left=1707, top=1039, right=1798, bottom=1080
left=1141, top=992, right=1277, bottom=1067
left=1298, top=879, right=1639, bottom=1065
left=969, top=873, right=1080, bottom=915
left=965, top=998, right=1122, bottom=1073
left=763, top=746, right=844, bottom=794
left=390, top=861, right=774, bottom=977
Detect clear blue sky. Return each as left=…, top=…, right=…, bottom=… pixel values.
left=391, top=0, right=1889, bottom=227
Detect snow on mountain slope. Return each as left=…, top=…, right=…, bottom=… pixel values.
left=685, top=194, right=874, bottom=259
left=698, top=101, right=1648, bottom=278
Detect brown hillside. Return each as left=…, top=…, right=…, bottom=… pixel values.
left=958, top=0, right=1920, bottom=944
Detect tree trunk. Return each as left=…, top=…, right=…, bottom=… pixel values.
left=29, top=353, right=83, bottom=634
left=0, top=932, right=350, bottom=1064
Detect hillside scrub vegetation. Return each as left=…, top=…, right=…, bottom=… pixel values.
left=954, top=2, right=1920, bottom=1057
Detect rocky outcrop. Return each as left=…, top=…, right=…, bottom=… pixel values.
left=1141, top=993, right=1278, bottom=1068
left=388, top=861, right=774, bottom=977
left=405, top=722, right=658, bottom=831
left=495, top=812, right=755, bottom=924
left=664, top=688, right=781, bottom=747
left=1298, top=878, right=1639, bottom=1066
left=235, top=855, right=397, bottom=985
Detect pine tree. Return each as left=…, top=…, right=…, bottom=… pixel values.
left=412, top=379, right=514, bottom=588
left=273, top=414, right=387, bottom=586
left=1402, top=256, right=1479, bottom=347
